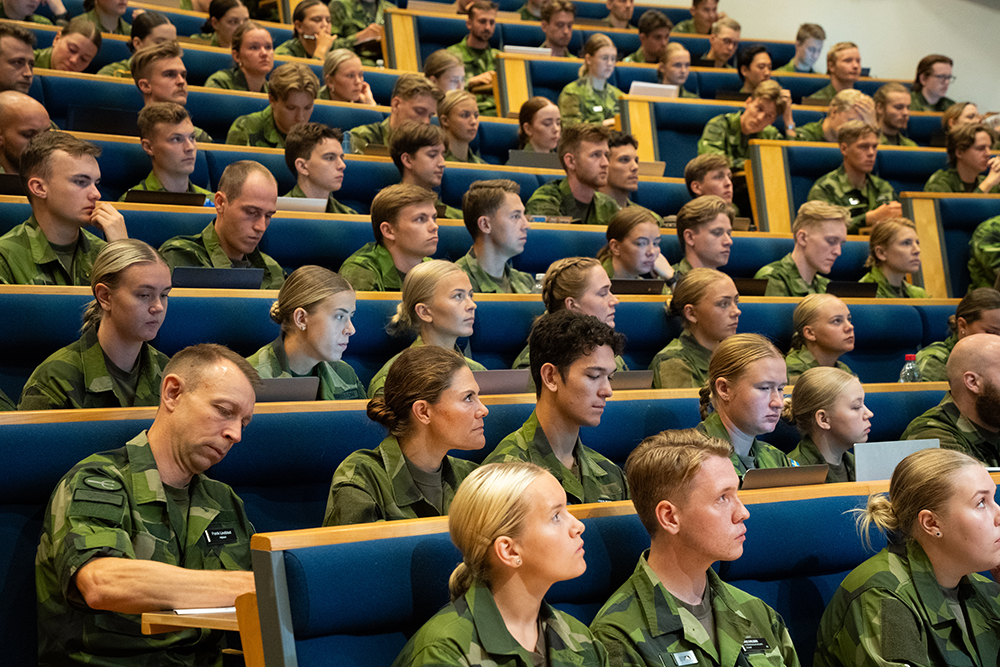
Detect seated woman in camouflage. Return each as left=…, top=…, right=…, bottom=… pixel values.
left=205, top=21, right=273, bottom=94
left=319, top=49, right=375, bottom=104
left=368, top=260, right=486, bottom=397
left=925, top=122, right=1000, bottom=194
left=815, top=447, right=1000, bottom=667
left=785, top=367, right=872, bottom=483
left=858, top=218, right=929, bottom=298
left=786, top=293, right=856, bottom=384
left=557, top=34, right=623, bottom=128
left=650, top=268, right=740, bottom=389
left=274, top=0, right=335, bottom=61
left=247, top=265, right=365, bottom=400
left=696, top=334, right=792, bottom=479
left=80, top=0, right=130, bottom=35
left=392, top=462, right=608, bottom=667
left=323, top=346, right=487, bottom=526
left=97, top=11, right=175, bottom=78
left=33, top=16, right=101, bottom=72
left=19, top=240, right=171, bottom=410
left=439, top=90, right=485, bottom=164
left=597, top=208, right=673, bottom=285
left=189, top=0, right=249, bottom=49
left=515, top=96, right=561, bottom=155
left=915, top=287, right=1000, bottom=382
left=423, top=50, right=465, bottom=96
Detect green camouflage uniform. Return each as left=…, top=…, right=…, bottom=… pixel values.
left=591, top=552, right=800, bottom=667
left=859, top=265, right=929, bottom=298
left=879, top=132, right=918, bottom=147
left=967, top=216, right=1000, bottom=289
left=274, top=38, right=312, bottom=58
left=36, top=432, right=253, bottom=666
left=785, top=348, right=854, bottom=385
left=914, top=333, right=956, bottom=383
left=33, top=47, right=53, bottom=69
left=814, top=540, right=1000, bottom=667
left=19, top=326, right=168, bottom=410
left=330, top=0, right=391, bottom=66
left=447, top=36, right=500, bottom=116
left=787, top=435, right=855, bottom=483
left=671, top=19, right=701, bottom=33
left=697, top=111, right=784, bottom=170
left=0, top=215, right=105, bottom=285
left=901, top=391, right=1000, bottom=465
left=96, top=56, right=132, bottom=77
left=205, top=66, right=270, bottom=93
left=698, top=411, right=791, bottom=479
left=754, top=253, right=830, bottom=297
left=437, top=198, right=464, bottom=220
left=517, top=3, right=539, bottom=20
left=909, top=91, right=955, bottom=113
left=622, top=49, right=651, bottom=64
left=807, top=165, right=897, bottom=234
left=774, top=60, right=813, bottom=73
left=808, top=84, right=840, bottom=103
left=159, top=221, right=286, bottom=289
left=456, top=247, right=534, bottom=294
left=368, top=336, right=486, bottom=397
left=81, top=8, right=131, bottom=35
left=482, top=410, right=629, bottom=503
left=394, top=580, right=609, bottom=667
left=247, top=336, right=365, bottom=400
left=793, top=119, right=829, bottom=142
left=558, top=77, right=623, bottom=127
left=0, top=4, right=53, bottom=22
left=513, top=345, right=629, bottom=377
left=226, top=106, right=287, bottom=148
left=323, top=433, right=477, bottom=526
left=285, top=183, right=358, bottom=214
left=925, top=167, right=1000, bottom=194
left=524, top=177, right=620, bottom=225
left=649, top=330, right=712, bottom=389
left=339, top=241, right=427, bottom=291
left=349, top=117, right=392, bottom=154
left=443, top=147, right=486, bottom=163
left=119, top=170, right=213, bottom=201
left=188, top=32, right=222, bottom=47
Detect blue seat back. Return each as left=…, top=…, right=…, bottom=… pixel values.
left=935, top=197, right=1000, bottom=296
left=185, top=89, right=268, bottom=141
left=526, top=58, right=586, bottom=103
left=632, top=181, right=693, bottom=218
left=913, top=303, right=955, bottom=347
left=839, top=305, right=923, bottom=381
left=906, top=115, right=942, bottom=147
left=876, top=150, right=948, bottom=195
left=772, top=74, right=830, bottom=104
left=782, top=144, right=844, bottom=212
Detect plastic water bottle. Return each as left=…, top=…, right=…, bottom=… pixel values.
left=532, top=273, right=544, bottom=294
left=899, top=354, right=921, bottom=382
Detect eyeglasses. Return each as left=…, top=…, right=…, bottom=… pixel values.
left=931, top=74, right=957, bottom=83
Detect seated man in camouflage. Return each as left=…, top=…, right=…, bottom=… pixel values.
left=590, top=428, right=800, bottom=667
left=697, top=79, right=785, bottom=170
left=539, top=0, right=575, bottom=58
left=792, top=88, right=874, bottom=142
left=807, top=121, right=900, bottom=233
left=447, top=0, right=500, bottom=116
left=330, top=0, right=389, bottom=66
left=602, top=0, right=632, bottom=28
left=525, top=123, right=620, bottom=225
left=0, top=132, right=126, bottom=285
left=699, top=17, right=739, bottom=68
left=518, top=0, right=543, bottom=20
left=0, top=22, right=36, bottom=94
left=120, top=103, right=213, bottom=200
left=389, top=121, right=463, bottom=220
left=159, top=160, right=285, bottom=289
left=808, top=41, right=861, bottom=102
left=926, top=122, right=1000, bottom=194
left=349, top=72, right=442, bottom=154
left=754, top=200, right=848, bottom=297
left=283, top=122, right=358, bottom=214
left=673, top=195, right=734, bottom=277
left=36, top=344, right=259, bottom=666
left=226, top=62, right=318, bottom=148
left=774, top=23, right=824, bottom=73
left=456, top=179, right=534, bottom=293
left=874, top=83, right=917, bottom=147
left=623, top=10, right=671, bottom=63
left=484, top=310, right=629, bottom=502
left=0, top=89, right=50, bottom=174
left=902, top=334, right=1000, bottom=466
left=684, top=154, right=733, bottom=205
left=339, top=183, right=438, bottom=291
left=599, top=130, right=664, bottom=224
left=131, top=41, right=213, bottom=143
left=672, top=0, right=717, bottom=34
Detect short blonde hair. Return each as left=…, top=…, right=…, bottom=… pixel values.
left=438, top=89, right=478, bottom=121
left=387, top=260, right=465, bottom=336
left=269, top=61, right=319, bottom=101
left=791, top=200, right=849, bottom=236
left=711, top=17, right=740, bottom=35
left=750, top=80, right=787, bottom=116
left=826, top=41, right=858, bottom=73
left=323, top=48, right=361, bottom=81
left=699, top=333, right=783, bottom=418
left=837, top=120, right=878, bottom=146
left=659, top=41, right=689, bottom=65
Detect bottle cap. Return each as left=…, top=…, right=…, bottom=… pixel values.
left=905, top=354, right=916, bottom=361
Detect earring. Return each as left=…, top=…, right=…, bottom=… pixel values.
left=299, top=324, right=306, bottom=331
left=936, top=532, right=942, bottom=537
left=515, top=557, right=522, bottom=566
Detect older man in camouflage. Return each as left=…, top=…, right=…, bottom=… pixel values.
left=591, top=429, right=801, bottom=667
left=36, top=344, right=259, bottom=666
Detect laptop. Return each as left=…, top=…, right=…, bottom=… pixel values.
left=740, top=464, right=829, bottom=490
left=254, top=377, right=321, bottom=402
left=628, top=81, right=680, bottom=99
left=123, top=190, right=207, bottom=207
left=503, top=45, right=551, bottom=57
left=731, top=278, right=769, bottom=297
left=611, top=279, right=666, bottom=295
left=715, top=90, right=748, bottom=101
left=276, top=196, right=327, bottom=213
left=473, top=369, right=532, bottom=395
left=826, top=281, right=878, bottom=299
left=0, top=173, right=24, bottom=196
left=507, top=150, right=562, bottom=170
left=854, top=439, right=940, bottom=482
left=610, top=370, right=654, bottom=390
left=170, top=267, right=264, bottom=289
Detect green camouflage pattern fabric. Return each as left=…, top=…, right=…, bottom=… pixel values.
left=754, top=252, right=830, bottom=297
left=524, top=177, right=620, bottom=225
left=909, top=91, right=955, bottom=113
left=456, top=247, right=535, bottom=294
left=901, top=391, right=1000, bottom=465
left=447, top=36, right=500, bottom=116
left=286, top=183, right=358, bottom=214
left=19, top=326, right=168, bottom=410
left=159, top=221, right=285, bottom=289
left=119, top=170, right=213, bottom=201
left=437, top=197, right=464, bottom=221
left=785, top=348, right=854, bottom=384
left=807, top=165, right=897, bottom=234
left=671, top=19, right=701, bottom=33
left=697, top=111, right=784, bottom=170
left=808, top=84, right=839, bottom=102
left=968, top=216, right=1000, bottom=289
left=36, top=432, right=253, bottom=666
left=787, top=435, right=855, bottom=483
left=879, top=132, right=918, bottom=147
left=339, top=240, right=428, bottom=291
left=205, top=66, right=269, bottom=93
left=698, top=411, right=791, bottom=479
left=81, top=8, right=131, bottom=35
left=323, top=433, right=477, bottom=526
left=0, top=388, right=13, bottom=411
left=0, top=215, right=106, bottom=285
left=368, top=336, right=486, bottom=397
left=482, top=410, right=629, bottom=503
left=193, top=126, right=213, bottom=143
left=793, top=119, right=828, bottom=142
left=925, top=167, right=1000, bottom=194
left=274, top=38, right=312, bottom=58
left=914, top=333, right=956, bottom=383
left=349, top=117, right=392, bottom=154
left=814, top=540, right=1000, bottom=667
left=33, top=47, right=53, bottom=69
left=859, top=265, right=929, bottom=298
left=188, top=32, right=221, bottom=47
left=394, top=580, right=609, bottom=667
left=558, top=77, right=623, bottom=127
left=247, top=336, right=365, bottom=400
left=0, top=4, right=52, bottom=22
left=591, top=552, right=800, bottom=667
left=774, top=60, right=813, bottom=73
left=517, top=3, right=538, bottom=20
left=671, top=256, right=694, bottom=278
left=443, top=147, right=486, bottom=163
left=225, top=106, right=286, bottom=148
left=330, top=0, right=391, bottom=65
left=649, top=330, right=712, bottom=389
left=96, top=56, right=132, bottom=77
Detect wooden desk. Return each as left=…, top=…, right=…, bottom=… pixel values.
left=141, top=609, right=239, bottom=634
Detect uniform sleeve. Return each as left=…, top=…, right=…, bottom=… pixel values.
left=590, top=623, right=648, bottom=667
left=769, top=611, right=801, bottom=667
left=330, top=1, right=360, bottom=40
left=524, top=187, right=562, bottom=218
left=558, top=86, right=584, bottom=129
left=652, top=358, right=699, bottom=389
left=914, top=352, right=946, bottom=383
left=225, top=117, right=252, bottom=145
left=970, top=226, right=1000, bottom=282
left=760, top=271, right=791, bottom=297
left=392, top=638, right=473, bottom=667
left=204, top=70, right=230, bottom=89
left=0, top=251, right=16, bottom=284
left=323, top=484, right=385, bottom=526
left=697, top=117, right=728, bottom=158
left=18, top=362, right=79, bottom=410
left=339, top=260, right=380, bottom=291
left=806, top=179, right=832, bottom=204
left=819, top=589, right=928, bottom=667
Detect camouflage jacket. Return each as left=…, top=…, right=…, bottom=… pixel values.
left=697, top=111, right=783, bottom=170
left=880, top=132, right=918, bottom=148
left=19, top=326, right=169, bottom=410
left=482, top=410, right=629, bottom=503
left=447, top=36, right=500, bottom=116
left=119, top=170, right=213, bottom=202
left=807, top=164, right=897, bottom=234
left=925, top=167, right=1000, bottom=194
left=698, top=411, right=791, bottom=479
left=785, top=348, right=854, bottom=385
left=649, top=330, right=712, bottom=389
left=81, top=7, right=130, bottom=35
left=330, top=0, right=392, bottom=65
left=0, top=215, right=106, bottom=286
left=859, top=265, right=929, bottom=299
left=754, top=252, right=830, bottom=297
left=793, top=119, right=829, bottom=143
left=968, top=216, right=1000, bottom=289
left=808, top=84, right=839, bottom=103
left=247, top=336, right=366, bottom=400
left=591, top=552, right=800, bottom=667
left=909, top=91, right=956, bottom=113
left=774, top=60, right=814, bottom=74
left=158, top=220, right=286, bottom=290
left=339, top=241, right=425, bottom=292
left=901, top=391, right=1000, bottom=466
left=350, top=117, right=392, bottom=154
left=787, top=435, right=855, bottom=483
left=914, top=333, right=956, bottom=383
left=524, top=177, right=620, bottom=225
left=558, top=77, right=623, bottom=128
left=393, top=581, right=609, bottom=667
left=323, top=433, right=478, bottom=526
left=285, top=183, right=358, bottom=214
left=368, top=336, right=486, bottom=398
left=36, top=432, right=253, bottom=666
left=225, top=106, right=286, bottom=148
left=443, top=146, right=486, bottom=164
left=0, top=3, right=53, bottom=22
left=671, top=19, right=702, bottom=33
left=814, top=540, right=1000, bottom=667
left=205, top=66, right=270, bottom=94
left=96, top=56, right=132, bottom=77
left=274, top=38, right=313, bottom=59
left=455, top=247, right=535, bottom=294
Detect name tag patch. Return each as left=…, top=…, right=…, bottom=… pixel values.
left=205, top=527, right=237, bottom=544
left=847, top=197, right=861, bottom=206
left=742, top=637, right=770, bottom=654
left=670, top=650, right=697, bottom=665
left=593, top=105, right=603, bottom=112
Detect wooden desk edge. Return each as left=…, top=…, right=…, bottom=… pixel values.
left=141, top=610, right=239, bottom=634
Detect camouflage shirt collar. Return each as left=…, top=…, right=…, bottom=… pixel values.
left=379, top=431, right=466, bottom=508
left=25, top=214, right=94, bottom=269
left=201, top=219, right=269, bottom=269
left=79, top=324, right=164, bottom=403
left=124, top=431, right=218, bottom=511
left=464, top=581, right=560, bottom=656
left=942, top=392, right=1000, bottom=448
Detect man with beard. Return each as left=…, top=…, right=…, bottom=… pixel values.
left=0, top=90, right=50, bottom=174
left=874, top=83, right=917, bottom=147
left=902, top=334, right=1000, bottom=466
left=447, top=0, right=500, bottom=116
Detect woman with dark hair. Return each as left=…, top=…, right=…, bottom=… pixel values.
left=915, top=288, right=1000, bottom=381
left=190, top=0, right=248, bottom=48
left=205, top=20, right=273, bottom=93
left=97, top=11, right=174, bottom=77
left=275, top=0, right=334, bottom=60
left=515, top=96, right=560, bottom=153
